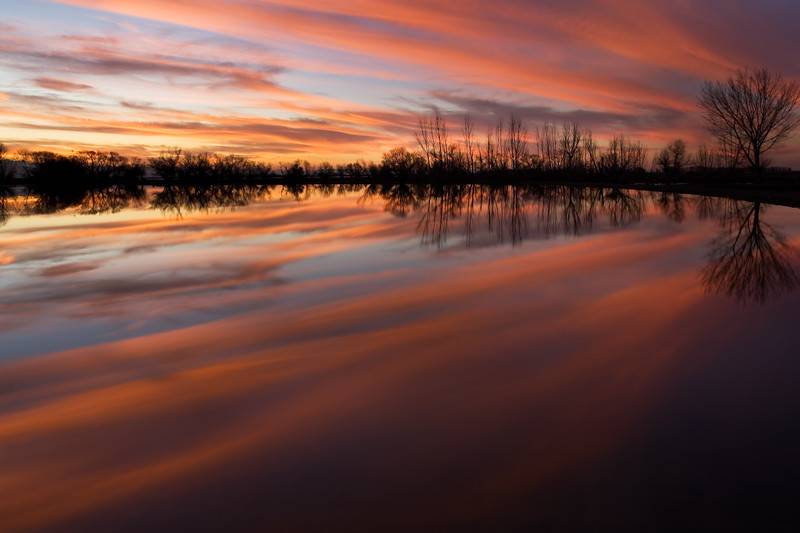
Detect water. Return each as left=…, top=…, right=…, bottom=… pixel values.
left=1, top=184, right=799, bottom=531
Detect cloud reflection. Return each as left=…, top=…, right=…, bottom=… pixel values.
left=1, top=183, right=800, bottom=530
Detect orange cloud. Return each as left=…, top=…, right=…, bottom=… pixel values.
left=0, top=0, right=797, bottom=163
left=33, top=77, right=94, bottom=92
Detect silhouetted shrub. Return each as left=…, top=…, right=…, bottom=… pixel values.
left=20, top=150, right=144, bottom=188
left=380, top=147, right=426, bottom=179
left=280, top=160, right=313, bottom=180
left=317, top=162, right=337, bottom=179
left=654, top=139, right=689, bottom=175
left=0, top=143, right=14, bottom=189
left=150, top=150, right=272, bottom=182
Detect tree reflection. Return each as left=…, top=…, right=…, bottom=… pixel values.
left=602, top=188, right=645, bottom=227
left=78, top=184, right=147, bottom=215
left=488, top=185, right=528, bottom=245
left=152, top=183, right=274, bottom=216
left=1, top=181, right=798, bottom=304
left=18, top=182, right=146, bottom=216
left=654, top=191, right=686, bottom=223
left=538, top=185, right=592, bottom=237
left=702, top=201, right=799, bottom=303
left=361, top=184, right=645, bottom=248
left=360, top=184, right=798, bottom=303
left=0, top=194, right=8, bottom=228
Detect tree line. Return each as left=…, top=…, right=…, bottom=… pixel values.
left=1, top=68, right=797, bottom=186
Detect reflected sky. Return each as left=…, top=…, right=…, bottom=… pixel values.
left=1, top=185, right=800, bottom=531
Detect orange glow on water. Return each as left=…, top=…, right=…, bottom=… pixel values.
left=1, top=187, right=800, bottom=530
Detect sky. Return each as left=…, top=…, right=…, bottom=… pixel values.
left=0, top=0, right=798, bottom=164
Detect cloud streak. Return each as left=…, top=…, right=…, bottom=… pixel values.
left=33, top=77, right=94, bottom=92
left=0, top=0, right=797, bottom=163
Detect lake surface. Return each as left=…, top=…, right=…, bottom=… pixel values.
left=1, top=184, right=799, bottom=531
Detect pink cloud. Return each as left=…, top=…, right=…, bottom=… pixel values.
left=34, top=77, right=93, bottom=92
left=0, top=0, right=796, bottom=164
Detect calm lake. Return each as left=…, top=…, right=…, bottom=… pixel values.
left=1, top=184, right=799, bottom=531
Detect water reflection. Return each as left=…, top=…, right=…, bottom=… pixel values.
left=702, top=201, right=799, bottom=303
left=654, top=191, right=687, bottom=223
left=358, top=183, right=647, bottom=245
left=0, top=182, right=798, bottom=303
left=2, top=182, right=800, bottom=532
left=151, top=183, right=272, bottom=216
left=6, top=182, right=147, bottom=217
left=0, top=195, right=8, bottom=228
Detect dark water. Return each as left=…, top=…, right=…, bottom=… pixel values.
left=1, top=184, right=799, bottom=532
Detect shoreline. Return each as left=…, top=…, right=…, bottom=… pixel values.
left=5, top=176, right=800, bottom=210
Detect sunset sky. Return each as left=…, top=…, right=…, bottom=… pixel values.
left=1, top=0, right=798, bottom=164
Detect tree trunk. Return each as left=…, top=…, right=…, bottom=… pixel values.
left=753, top=145, right=762, bottom=174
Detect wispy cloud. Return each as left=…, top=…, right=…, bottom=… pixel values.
left=33, top=77, right=94, bottom=92
left=0, top=0, right=797, bottom=163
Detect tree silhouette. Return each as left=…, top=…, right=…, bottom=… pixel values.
left=0, top=144, right=12, bottom=226
left=655, top=139, right=689, bottom=174
left=380, top=148, right=426, bottom=180
left=698, top=68, right=800, bottom=171
left=0, top=143, right=13, bottom=185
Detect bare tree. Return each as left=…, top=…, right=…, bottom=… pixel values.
left=582, top=130, right=600, bottom=174
left=494, top=120, right=507, bottom=170
left=558, top=122, right=583, bottom=170
left=479, top=125, right=498, bottom=172
left=0, top=143, right=12, bottom=182
left=717, top=133, right=745, bottom=170
left=415, top=110, right=460, bottom=171
left=698, top=68, right=800, bottom=171
left=478, top=119, right=509, bottom=172
left=462, top=115, right=476, bottom=173
left=602, top=135, right=646, bottom=174
left=537, top=122, right=559, bottom=170
left=415, top=114, right=436, bottom=168
left=505, top=115, right=529, bottom=171
left=381, top=147, right=425, bottom=179
left=694, top=144, right=716, bottom=171
left=655, top=139, right=689, bottom=174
